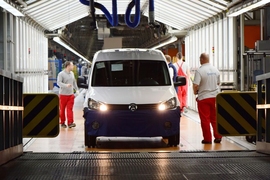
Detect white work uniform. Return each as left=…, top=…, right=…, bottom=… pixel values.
left=168, top=67, right=174, bottom=80
left=193, top=63, right=220, bottom=100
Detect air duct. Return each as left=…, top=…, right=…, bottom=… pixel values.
left=16, top=0, right=27, bottom=8
left=227, top=0, right=243, bottom=9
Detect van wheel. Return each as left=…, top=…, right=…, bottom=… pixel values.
left=85, top=135, right=97, bottom=148
left=167, top=133, right=179, bottom=147
left=246, top=135, right=256, bottom=144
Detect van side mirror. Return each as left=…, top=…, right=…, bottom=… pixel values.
left=77, top=76, right=88, bottom=89
left=174, top=76, right=186, bottom=86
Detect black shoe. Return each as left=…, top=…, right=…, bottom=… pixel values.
left=61, top=124, right=67, bottom=128
left=214, top=139, right=222, bottom=143
left=68, top=123, right=76, bottom=128
left=201, top=140, right=212, bottom=144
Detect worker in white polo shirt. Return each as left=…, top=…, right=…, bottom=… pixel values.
left=193, top=53, right=222, bottom=144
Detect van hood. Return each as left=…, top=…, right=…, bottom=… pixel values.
left=87, top=86, right=178, bottom=105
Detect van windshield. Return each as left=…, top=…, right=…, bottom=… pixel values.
left=91, top=60, right=171, bottom=86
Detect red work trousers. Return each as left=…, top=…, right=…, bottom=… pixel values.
left=197, top=97, right=222, bottom=141
left=59, top=94, right=75, bottom=125
left=177, top=82, right=187, bottom=112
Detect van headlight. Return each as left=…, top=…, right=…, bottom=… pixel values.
left=158, top=97, right=177, bottom=111
left=88, top=98, right=108, bottom=111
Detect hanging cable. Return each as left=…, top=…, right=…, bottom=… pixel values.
left=80, top=0, right=118, bottom=26
left=148, top=0, right=160, bottom=29
left=125, top=0, right=140, bottom=28
left=80, top=0, right=142, bottom=28
left=90, top=0, right=97, bottom=30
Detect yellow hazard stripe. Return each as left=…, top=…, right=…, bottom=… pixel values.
left=217, top=95, right=255, bottom=133
left=231, top=94, right=255, bottom=118
left=38, top=116, right=59, bottom=137
left=23, top=95, right=44, bottom=117
left=217, top=113, right=239, bottom=135
left=23, top=97, right=58, bottom=135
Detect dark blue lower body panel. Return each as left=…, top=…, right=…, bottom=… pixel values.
left=84, top=107, right=181, bottom=137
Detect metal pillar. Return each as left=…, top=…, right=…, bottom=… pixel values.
left=256, top=72, right=270, bottom=154
left=261, top=9, right=264, bottom=40
left=240, top=14, right=245, bottom=91
left=232, top=17, right=238, bottom=89
left=3, top=11, right=7, bottom=71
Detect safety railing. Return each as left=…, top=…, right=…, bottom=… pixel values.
left=256, top=72, right=270, bottom=154
left=0, top=69, right=24, bottom=165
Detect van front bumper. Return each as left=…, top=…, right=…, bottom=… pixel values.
left=83, top=107, right=181, bottom=137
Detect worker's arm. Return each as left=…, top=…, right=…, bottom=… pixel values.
left=193, top=70, right=200, bottom=95
left=193, top=84, right=199, bottom=95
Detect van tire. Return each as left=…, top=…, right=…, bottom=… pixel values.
left=246, top=135, right=256, bottom=144
left=85, top=135, right=97, bottom=148
left=167, top=133, right=179, bottom=147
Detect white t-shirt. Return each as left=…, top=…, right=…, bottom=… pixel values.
left=169, top=67, right=174, bottom=80
left=173, top=60, right=189, bottom=76
left=193, top=63, right=220, bottom=100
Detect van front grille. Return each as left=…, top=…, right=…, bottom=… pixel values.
left=107, top=104, right=158, bottom=110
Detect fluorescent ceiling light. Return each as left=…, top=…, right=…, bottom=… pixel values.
left=200, top=0, right=227, bottom=10
left=214, top=0, right=228, bottom=5
left=0, top=0, right=24, bottom=16
left=53, top=37, right=90, bottom=63
left=227, top=0, right=270, bottom=17
left=151, top=36, right=178, bottom=49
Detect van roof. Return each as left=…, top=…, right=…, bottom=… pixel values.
left=93, top=49, right=166, bottom=62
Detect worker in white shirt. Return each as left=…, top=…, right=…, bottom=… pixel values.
left=193, top=53, right=222, bottom=144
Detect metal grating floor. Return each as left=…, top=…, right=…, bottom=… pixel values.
left=1, top=151, right=270, bottom=180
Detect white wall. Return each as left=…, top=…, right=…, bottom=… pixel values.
left=15, top=18, right=48, bottom=93
left=0, top=10, right=48, bottom=93
left=185, top=17, right=237, bottom=111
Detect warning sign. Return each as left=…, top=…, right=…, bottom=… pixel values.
left=216, top=92, right=265, bottom=136
left=23, top=94, right=59, bottom=137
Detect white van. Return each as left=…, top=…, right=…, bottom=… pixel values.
left=78, top=49, right=186, bottom=147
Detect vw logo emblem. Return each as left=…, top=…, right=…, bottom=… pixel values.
left=129, top=103, right=137, bottom=112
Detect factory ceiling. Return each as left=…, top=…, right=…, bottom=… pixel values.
left=9, top=0, right=234, bottom=61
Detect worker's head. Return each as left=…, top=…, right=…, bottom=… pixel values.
left=65, top=61, right=74, bottom=71
left=199, top=53, right=209, bottom=65
left=176, top=52, right=182, bottom=60
left=164, top=55, right=171, bottom=63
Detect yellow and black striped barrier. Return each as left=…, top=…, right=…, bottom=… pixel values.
left=23, top=94, right=59, bottom=137
left=216, top=91, right=265, bottom=136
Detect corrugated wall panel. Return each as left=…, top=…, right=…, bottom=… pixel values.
left=14, top=18, right=48, bottom=93
left=185, top=17, right=237, bottom=111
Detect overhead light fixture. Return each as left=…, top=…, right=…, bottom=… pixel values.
left=151, top=36, right=178, bottom=49
left=53, top=37, right=90, bottom=63
left=214, top=0, right=228, bottom=5
left=227, top=0, right=270, bottom=17
left=0, top=0, right=24, bottom=16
